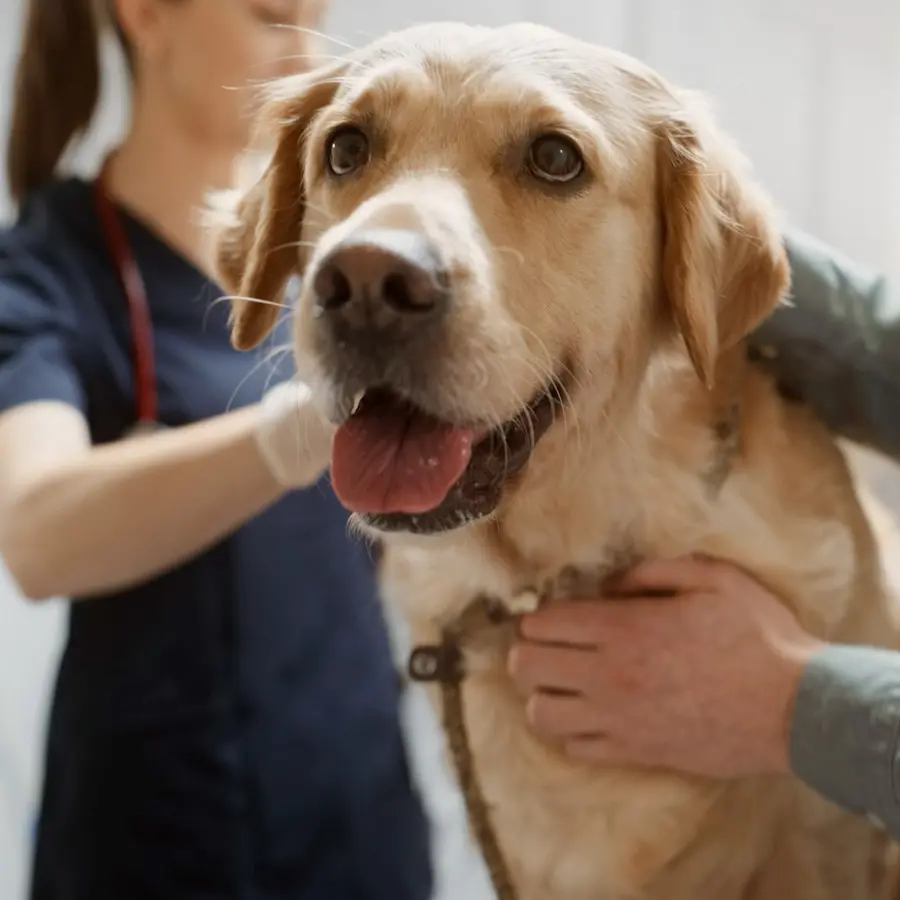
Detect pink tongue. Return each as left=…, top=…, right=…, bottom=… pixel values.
left=331, top=392, right=476, bottom=515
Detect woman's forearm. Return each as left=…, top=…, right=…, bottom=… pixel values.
left=1, top=405, right=284, bottom=600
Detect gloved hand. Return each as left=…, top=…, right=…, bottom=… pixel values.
left=254, top=379, right=336, bottom=488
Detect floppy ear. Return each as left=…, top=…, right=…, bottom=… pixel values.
left=656, top=102, right=790, bottom=388
left=213, top=64, right=345, bottom=350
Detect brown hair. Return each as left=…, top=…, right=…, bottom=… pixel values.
left=6, top=0, right=104, bottom=206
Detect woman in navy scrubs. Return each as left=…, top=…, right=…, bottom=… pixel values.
left=0, top=2, right=432, bottom=899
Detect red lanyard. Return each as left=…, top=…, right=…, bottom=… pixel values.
left=92, top=167, right=158, bottom=429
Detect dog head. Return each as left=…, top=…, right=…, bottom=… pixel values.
left=216, top=22, right=789, bottom=536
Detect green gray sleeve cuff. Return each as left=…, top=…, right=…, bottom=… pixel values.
left=789, top=644, right=900, bottom=835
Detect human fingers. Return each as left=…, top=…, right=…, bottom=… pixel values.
left=525, top=691, right=606, bottom=740
left=518, top=601, right=608, bottom=646
left=603, top=555, right=724, bottom=598
left=563, top=734, right=635, bottom=767
left=508, top=640, right=598, bottom=694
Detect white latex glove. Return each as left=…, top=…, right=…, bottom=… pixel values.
left=254, top=379, right=335, bottom=488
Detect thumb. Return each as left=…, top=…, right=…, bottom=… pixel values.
left=604, top=555, right=713, bottom=598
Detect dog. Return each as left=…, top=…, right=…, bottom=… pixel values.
left=213, top=22, right=900, bottom=899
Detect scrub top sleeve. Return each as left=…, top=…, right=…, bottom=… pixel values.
left=0, top=262, right=88, bottom=416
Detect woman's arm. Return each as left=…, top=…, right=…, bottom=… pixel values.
left=751, top=229, right=900, bottom=459
left=0, top=383, right=332, bottom=600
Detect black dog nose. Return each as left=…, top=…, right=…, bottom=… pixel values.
left=312, top=228, right=450, bottom=337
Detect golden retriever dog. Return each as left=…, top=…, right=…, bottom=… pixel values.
left=214, top=22, right=900, bottom=900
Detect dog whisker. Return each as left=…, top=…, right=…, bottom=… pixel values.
left=301, top=199, right=334, bottom=219
left=231, top=74, right=355, bottom=101
left=267, top=239, right=320, bottom=254
left=215, top=294, right=291, bottom=311
left=268, top=23, right=357, bottom=51
left=248, top=52, right=350, bottom=74
left=225, top=340, right=294, bottom=414
left=492, top=244, right=527, bottom=267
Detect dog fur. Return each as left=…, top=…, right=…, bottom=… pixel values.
left=214, top=22, right=900, bottom=899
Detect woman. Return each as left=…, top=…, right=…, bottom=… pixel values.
left=0, top=2, right=432, bottom=899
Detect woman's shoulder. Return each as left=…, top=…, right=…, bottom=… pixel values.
left=2, top=176, right=91, bottom=249
left=0, top=178, right=109, bottom=315
left=4, top=177, right=95, bottom=246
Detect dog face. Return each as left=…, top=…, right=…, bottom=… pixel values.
left=217, top=22, right=788, bottom=535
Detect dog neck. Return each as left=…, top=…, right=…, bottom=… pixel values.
left=483, top=344, right=748, bottom=582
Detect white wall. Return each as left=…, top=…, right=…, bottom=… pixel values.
left=2, top=2, right=900, bottom=899
left=0, top=8, right=63, bottom=900
left=322, top=0, right=900, bottom=281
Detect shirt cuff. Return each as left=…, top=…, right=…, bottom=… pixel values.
left=789, top=644, right=900, bottom=822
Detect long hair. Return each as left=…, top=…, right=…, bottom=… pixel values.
left=6, top=0, right=103, bottom=205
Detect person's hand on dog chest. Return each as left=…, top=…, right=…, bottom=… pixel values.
left=508, top=555, right=825, bottom=779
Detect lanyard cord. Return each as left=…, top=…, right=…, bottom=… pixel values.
left=91, top=170, right=158, bottom=426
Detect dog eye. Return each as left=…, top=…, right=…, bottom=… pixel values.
left=249, top=2, right=298, bottom=26
left=527, top=134, right=584, bottom=184
left=326, top=127, right=370, bottom=176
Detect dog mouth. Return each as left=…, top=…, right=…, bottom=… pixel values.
left=329, top=376, right=568, bottom=535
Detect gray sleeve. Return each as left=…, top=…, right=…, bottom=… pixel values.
left=789, top=644, right=900, bottom=836
left=750, top=228, right=900, bottom=460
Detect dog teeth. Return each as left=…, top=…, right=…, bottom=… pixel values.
left=507, top=589, right=540, bottom=615
left=328, top=390, right=355, bottom=423
left=329, top=390, right=366, bottom=423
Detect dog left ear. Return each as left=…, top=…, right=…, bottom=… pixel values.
left=210, top=62, right=346, bottom=350
left=655, top=103, right=790, bottom=388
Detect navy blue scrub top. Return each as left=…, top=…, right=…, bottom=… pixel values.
left=0, top=179, right=432, bottom=900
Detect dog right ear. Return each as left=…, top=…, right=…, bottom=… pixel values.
left=213, top=63, right=346, bottom=350
left=655, top=96, right=789, bottom=388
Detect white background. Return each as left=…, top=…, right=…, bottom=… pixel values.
left=2, top=1, right=900, bottom=898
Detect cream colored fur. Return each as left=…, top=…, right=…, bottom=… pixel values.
left=214, top=22, right=900, bottom=899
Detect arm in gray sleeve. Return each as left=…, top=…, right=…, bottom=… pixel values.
left=750, top=228, right=900, bottom=460
left=789, top=644, right=900, bottom=836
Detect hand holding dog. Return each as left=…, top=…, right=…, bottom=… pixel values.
left=508, top=556, right=825, bottom=779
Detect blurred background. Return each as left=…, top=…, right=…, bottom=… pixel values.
left=2, top=0, right=900, bottom=897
